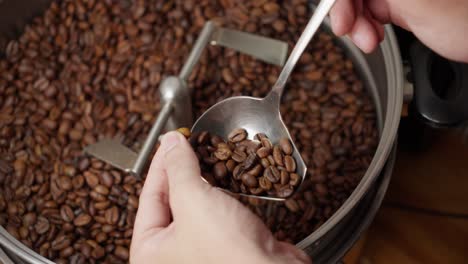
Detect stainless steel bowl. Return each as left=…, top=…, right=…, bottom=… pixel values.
left=0, top=1, right=403, bottom=263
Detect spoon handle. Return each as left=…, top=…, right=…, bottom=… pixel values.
left=267, top=0, right=337, bottom=101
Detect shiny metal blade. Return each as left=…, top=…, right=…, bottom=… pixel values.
left=212, top=28, right=288, bottom=67
left=84, top=139, right=137, bottom=173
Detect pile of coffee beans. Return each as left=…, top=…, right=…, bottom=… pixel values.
left=188, top=128, right=300, bottom=198
left=0, top=0, right=378, bottom=262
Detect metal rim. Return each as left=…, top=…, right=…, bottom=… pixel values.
left=296, top=24, right=404, bottom=249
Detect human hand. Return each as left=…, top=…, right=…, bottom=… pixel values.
left=130, top=131, right=311, bottom=264
left=329, top=0, right=468, bottom=62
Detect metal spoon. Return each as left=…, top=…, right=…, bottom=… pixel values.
left=192, top=0, right=337, bottom=201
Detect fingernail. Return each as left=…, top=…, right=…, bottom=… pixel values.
left=352, top=29, right=367, bottom=51
left=160, top=131, right=181, bottom=154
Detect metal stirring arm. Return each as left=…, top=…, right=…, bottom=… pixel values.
left=84, top=21, right=289, bottom=177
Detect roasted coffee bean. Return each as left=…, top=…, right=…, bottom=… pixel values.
left=289, top=173, right=300, bottom=187
left=60, top=205, right=75, bottom=223
left=256, top=147, right=271, bottom=158
left=285, top=199, right=300, bottom=213
left=273, top=146, right=284, bottom=166
left=241, top=173, right=258, bottom=188
left=284, top=155, right=296, bottom=172
left=73, top=214, right=91, bottom=227
left=197, top=131, right=210, bottom=145
left=226, top=159, right=236, bottom=172
left=243, top=152, right=258, bottom=170
left=176, top=127, right=191, bottom=138
left=267, top=155, right=276, bottom=167
left=280, top=170, right=290, bottom=185
left=35, top=216, right=50, bottom=234
left=260, top=138, right=273, bottom=149
left=260, top=158, right=270, bottom=168
left=228, top=128, right=247, bottom=143
left=105, top=207, right=119, bottom=225
left=51, top=235, right=71, bottom=251
left=114, top=246, right=129, bottom=260
left=264, top=166, right=281, bottom=183
left=247, top=164, right=263, bottom=177
left=279, top=138, right=293, bottom=155
left=250, top=187, right=264, bottom=195
left=231, top=149, right=247, bottom=163
left=210, top=135, right=224, bottom=146
left=213, top=162, right=227, bottom=180
left=277, top=186, right=294, bottom=198
left=259, top=177, right=272, bottom=191
left=214, top=143, right=232, bottom=160
left=232, top=165, right=244, bottom=181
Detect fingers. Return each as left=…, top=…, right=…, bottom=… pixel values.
left=330, top=0, right=384, bottom=53
left=133, top=140, right=172, bottom=239
left=275, top=242, right=312, bottom=264
left=348, top=14, right=380, bottom=53
left=162, top=131, right=210, bottom=214
left=330, top=0, right=356, bottom=36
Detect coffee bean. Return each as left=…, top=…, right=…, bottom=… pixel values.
left=73, top=214, right=92, bottom=227
left=94, top=185, right=110, bottom=196
left=242, top=152, right=258, bottom=170
left=214, top=143, right=232, bottom=160
left=279, top=138, right=293, bottom=155
left=277, top=186, right=294, bottom=198
left=260, top=138, right=273, bottom=149
left=226, top=159, right=236, bottom=172
left=289, top=173, right=300, bottom=187
left=176, top=127, right=191, bottom=138
left=250, top=187, right=264, bottom=195
left=254, top=133, right=267, bottom=141
left=284, top=155, right=296, bottom=172
left=51, top=235, right=71, bottom=251
left=280, top=171, right=290, bottom=185
left=256, top=147, right=271, bottom=158
left=105, top=206, right=119, bottom=225
left=241, top=173, right=258, bottom=188
left=247, top=164, right=262, bottom=177
left=91, top=246, right=105, bottom=259
left=267, top=155, right=276, bottom=166
left=260, top=158, right=270, bottom=168
left=273, top=146, right=284, bottom=166
left=213, top=162, right=227, bottom=180
left=264, top=166, right=280, bottom=183
left=228, top=128, right=247, bottom=143
left=35, top=216, right=50, bottom=234
left=114, top=246, right=129, bottom=260
left=259, top=177, right=272, bottom=191
left=83, top=172, right=99, bottom=188
left=285, top=199, right=300, bottom=213
left=99, top=171, right=114, bottom=188
left=60, top=205, right=75, bottom=222
left=197, top=131, right=210, bottom=145
left=231, top=149, right=247, bottom=163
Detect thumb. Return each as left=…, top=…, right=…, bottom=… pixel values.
left=159, top=131, right=211, bottom=212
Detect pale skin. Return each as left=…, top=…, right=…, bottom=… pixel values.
left=130, top=132, right=311, bottom=264
left=329, top=0, right=468, bottom=63
left=131, top=2, right=468, bottom=263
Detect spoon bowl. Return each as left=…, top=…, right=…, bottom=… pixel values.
left=191, top=0, right=337, bottom=200
left=192, top=94, right=307, bottom=201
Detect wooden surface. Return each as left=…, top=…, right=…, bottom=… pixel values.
left=344, top=128, right=468, bottom=264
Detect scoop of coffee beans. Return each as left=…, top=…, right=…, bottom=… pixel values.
left=181, top=128, right=300, bottom=198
